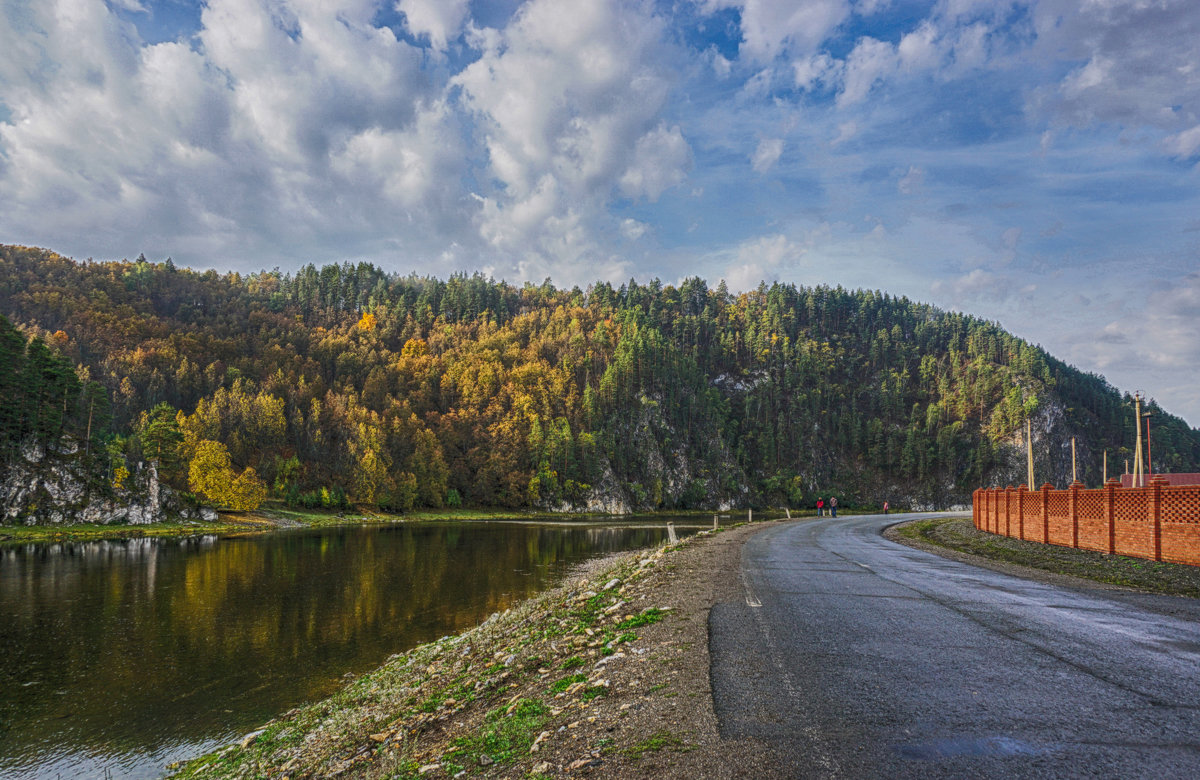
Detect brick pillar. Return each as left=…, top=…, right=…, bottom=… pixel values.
left=1004, top=486, right=1014, bottom=538
left=1150, top=477, right=1167, bottom=562
left=1104, top=478, right=1119, bottom=554
left=1041, top=483, right=1051, bottom=544
left=973, top=489, right=981, bottom=529
left=1017, top=484, right=1026, bottom=540
left=1075, top=480, right=1084, bottom=547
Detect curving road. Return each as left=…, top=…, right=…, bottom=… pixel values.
left=710, top=513, right=1200, bottom=778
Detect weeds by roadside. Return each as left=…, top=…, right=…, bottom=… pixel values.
left=897, top=517, right=1200, bottom=598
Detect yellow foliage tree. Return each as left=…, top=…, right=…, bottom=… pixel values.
left=188, top=439, right=267, bottom=511
left=228, top=467, right=268, bottom=511
left=357, top=312, right=377, bottom=331
left=189, top=440, right=233, bottom=506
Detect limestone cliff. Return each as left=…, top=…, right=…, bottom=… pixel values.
left=1, top=437, right=206, bottom=526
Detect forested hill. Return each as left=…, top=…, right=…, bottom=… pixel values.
left=2, top=244, right=1198, bottom=514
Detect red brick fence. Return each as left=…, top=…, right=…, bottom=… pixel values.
left=973, top=479, right=1200, bottom=566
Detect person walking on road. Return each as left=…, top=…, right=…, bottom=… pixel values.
left=883, top=501, right=889, bottom=515
left=830, top=496, right=838, bottom=517
left=816, top=498, right=824, bottom=517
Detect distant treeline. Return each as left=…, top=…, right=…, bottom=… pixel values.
left=2, top=244, right=1197, bottom=511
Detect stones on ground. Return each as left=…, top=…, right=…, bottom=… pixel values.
left=184, top=536, right=703, bottom=779
left=594, top=653, right=625, bottom=668
left=478, top=753, right=494, bottom=766
left=240, top=729, right=265, bottom=749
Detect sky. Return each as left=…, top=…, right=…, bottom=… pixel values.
left=0, top=0, right=1198, bottom=426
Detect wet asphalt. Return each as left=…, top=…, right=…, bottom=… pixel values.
left=709, top=513, right=1200, bottom=779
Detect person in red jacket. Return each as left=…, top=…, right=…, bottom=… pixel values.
left=816, top=498, right=824, bottom=516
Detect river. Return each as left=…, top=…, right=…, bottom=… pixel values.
left=0, top=518, right=714, bottom=779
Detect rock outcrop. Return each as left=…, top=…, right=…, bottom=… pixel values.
left=1, top=437, right=201, bottom=525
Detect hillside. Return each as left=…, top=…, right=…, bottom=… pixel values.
left=2, top=244, right=1197, bottom=519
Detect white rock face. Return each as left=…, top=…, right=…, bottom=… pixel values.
left=2, top=438, right=201, bottom=526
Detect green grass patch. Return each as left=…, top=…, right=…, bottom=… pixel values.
left=549, top=673, right=588, bottom=693
left=560, top=656, right=586, bottom=670
left=627, top=731, right=685, bottom=759
left=581, top=686, right=607, bottom=701
left=900, top=517, right=1200, bottom=598
left=445, top=698, right=548, bottom=770
left=615, top=608, right=664, bottom=631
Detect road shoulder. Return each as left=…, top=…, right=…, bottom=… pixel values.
left=885, top=516, right=1200, bottom=619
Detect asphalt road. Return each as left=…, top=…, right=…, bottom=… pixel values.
left=710, top=513, right=1200, bottom=779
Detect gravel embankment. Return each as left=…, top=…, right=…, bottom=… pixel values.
left=172, top=522, right=785, bottom=779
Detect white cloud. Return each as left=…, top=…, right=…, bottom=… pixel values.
left=931, top=267, right=1027, bottom=302
left=0, top=0, right=461, bottom=268
left=1063, top=272, right=1200, bottom=424
left=700, top=0, right=850, bottom=62
left=620, top=124, right=692, bottom=201
left=1164, top=124, right=1200, bottom=159
left=1030, top=0, right=1200, bottom=145
left=453, top=0, right=687, bottom=274
left=751, top=138, right=784, bottom=173
left=831, top=120, right=858, bottom=146
left=720, top=233, right=808, bottom=291
left=621, top=218, right=649, bottom=240
left=793, top=52, right=842, bottom=90
left=897, top=165, right=924, bottom=194
left=397, top=0, right=470, bottom=52
left=897, top=21, right=940, bottom=72
left=708, top=46, right=733, bottom=79
left=838, top=36, right=895, bottom=106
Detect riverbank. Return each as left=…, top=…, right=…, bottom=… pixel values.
left=889, top=516, right=1200, bottom=598
left=0, top=505, right=810, bottom=547
left=0, top=507, right=613, bottom=546
left=171, top=521, right=786, bottom=779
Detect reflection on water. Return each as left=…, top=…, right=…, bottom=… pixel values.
left=0, top=520, right=705, bottom=779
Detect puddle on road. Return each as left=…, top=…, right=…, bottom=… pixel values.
left=896, top=735, right=1050, bottom=760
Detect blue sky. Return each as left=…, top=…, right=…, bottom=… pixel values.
left=1, top=0, right=1198, bottom=425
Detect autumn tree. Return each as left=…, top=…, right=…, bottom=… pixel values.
left=188, top=439, right=267, bottom=511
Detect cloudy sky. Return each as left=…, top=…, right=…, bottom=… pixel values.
left=1, top=0, right=1198, bottom=424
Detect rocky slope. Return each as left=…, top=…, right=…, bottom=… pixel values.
left=171, top=523, right=785, bottom=779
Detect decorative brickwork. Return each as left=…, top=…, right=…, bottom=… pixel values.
left=973, top=478, right=1200, bottom=567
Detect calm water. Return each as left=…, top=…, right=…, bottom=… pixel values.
left=0, top=519, right=711, bottom=779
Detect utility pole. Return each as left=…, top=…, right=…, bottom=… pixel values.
left=1071, top=437, right=1077, bottom=483
left=1144, top=411, right=1153, bottom=480
left=1133, top=394, right=1145, bottom=488
left=1026, top=419, right=1035, bottom=489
